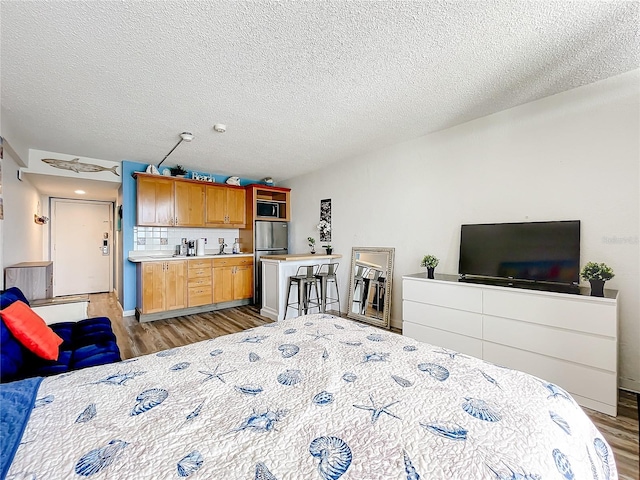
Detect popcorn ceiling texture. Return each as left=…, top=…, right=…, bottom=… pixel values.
left=1, top=1, right=638, bottom=181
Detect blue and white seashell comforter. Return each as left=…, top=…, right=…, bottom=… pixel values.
left=7, top=314, right=616, bottom=479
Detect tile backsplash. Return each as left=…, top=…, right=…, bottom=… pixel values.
left=133, top=227, right=240, bottom=252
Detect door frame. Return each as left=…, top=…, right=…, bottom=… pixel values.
left=50, top=198, right=115, bottom=295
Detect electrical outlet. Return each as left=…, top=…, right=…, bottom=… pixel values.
left=218, top=238, right=224, bottom=244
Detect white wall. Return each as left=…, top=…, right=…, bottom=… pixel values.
left=1, top=148, right=46, bottom=269
left=284, top=69, right=640, bottom=393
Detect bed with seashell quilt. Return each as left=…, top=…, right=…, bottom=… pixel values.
left=2, top=313, right=616, bottom=479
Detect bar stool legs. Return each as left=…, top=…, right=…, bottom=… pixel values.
left=315, top=263, right=340, bottom=314
left=285, top=265, right=321, bottom=319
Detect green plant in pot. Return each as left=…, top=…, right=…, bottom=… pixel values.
left=580, top=262, right=614, bottom=297
left=421, top=254, right=439, bottom=279
left=323, top=244, right=333, bottom=255
left=170, top=164, right=188, bottom=177
left=307, top=237, right=316, bottom=254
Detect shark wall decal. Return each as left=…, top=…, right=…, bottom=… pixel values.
left=41, top=158, right=120, bottom=176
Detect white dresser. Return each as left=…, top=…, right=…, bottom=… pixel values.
left=402, top=273, right=618, bottom=416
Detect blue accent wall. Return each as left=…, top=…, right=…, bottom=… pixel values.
left=121, top=161, right=263, bottom=313
left=122, top=160, right=147, bottom=312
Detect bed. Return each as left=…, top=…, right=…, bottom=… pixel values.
left=2, top=313, right=616, bottom=479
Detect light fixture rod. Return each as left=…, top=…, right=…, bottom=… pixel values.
left=157, top=132, right=193, bottom=168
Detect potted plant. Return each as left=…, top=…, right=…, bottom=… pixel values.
left=170, top=164, right=188, bottom=177
left=420, top=254, right=439, bottom=279
left=580, top=262, right=614, bottom=297
left=307, top=237, right=316, bottom=254
left=323, top=244, right=333, bottom=255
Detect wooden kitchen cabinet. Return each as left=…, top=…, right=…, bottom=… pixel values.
left=137, top=260, right=187, bottom=314
left=175, top=181, right=205, bottom=226
left=212, top=257, right=253, bottom=303
left=205, top=184, right=246, bottom=228
left=233, top=264, right=253, bottom=300
left=137, top=176, right=174, bottom=226
left=136, top=174, right=242, bottom=227
left=188, top=258, right=213, bottom=307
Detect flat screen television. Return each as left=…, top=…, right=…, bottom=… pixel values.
left=459, top=220, right=580, bottom=289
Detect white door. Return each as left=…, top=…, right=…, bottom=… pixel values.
left=52, top=199, right=113, bottom=296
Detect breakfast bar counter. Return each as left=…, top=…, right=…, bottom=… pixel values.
left=260, top=254, right=342, bottom=321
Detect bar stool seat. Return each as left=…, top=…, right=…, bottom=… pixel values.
left=315, top=262, right=340, bottom=313
left=285, top=265, right=321, bottom=319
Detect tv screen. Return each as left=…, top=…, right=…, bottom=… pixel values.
left=459, top=220, right=580, bottom=285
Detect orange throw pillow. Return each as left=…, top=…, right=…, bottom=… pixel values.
left=0, top=301, right=62, bottom=360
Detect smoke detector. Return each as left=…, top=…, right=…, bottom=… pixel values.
left=213, top=124, right=226, bottom=133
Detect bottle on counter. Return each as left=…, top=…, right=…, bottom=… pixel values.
left=232, top=238, right=240, bottom=254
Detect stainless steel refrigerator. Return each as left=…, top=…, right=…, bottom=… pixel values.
left=254, top=220, right=288, bottom=305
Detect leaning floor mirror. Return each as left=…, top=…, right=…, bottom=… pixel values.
left=346, top=247, right=395, bottom=329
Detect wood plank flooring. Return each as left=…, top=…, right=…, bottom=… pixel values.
left=89, top=292, right=639, bottom=479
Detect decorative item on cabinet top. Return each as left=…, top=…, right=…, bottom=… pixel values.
left=580, top=261, right=614, bottom=297
left=420, top=254, right=439, bottom=279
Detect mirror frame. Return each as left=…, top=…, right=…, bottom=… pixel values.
left=346, top=247, right=395, bottom=329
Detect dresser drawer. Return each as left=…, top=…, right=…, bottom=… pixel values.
left=188, top=286, right=212, bottom=307
left=188, top=268, right=212, bottom=279
left=483, top=315, right=616, bottom=371
left=403, top=321, right=483, bottom=358
left=213, top=257, right=253, bottom=267
left=188, top=259, right=212, bottom=269
left=403, top=300, right=482, bottom=339
left=403, top=278, right=482, bottom=313
left=483, top=342, right=617, bottom=409
left=483, top=289, right=617, bottom=336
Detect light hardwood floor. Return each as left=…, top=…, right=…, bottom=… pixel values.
left=90, top=292, right=639, bottom=479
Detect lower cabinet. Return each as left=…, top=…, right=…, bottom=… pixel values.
left=136, top=256, right=253, bottom=321
left=137, top=261, right=187, bottom=314
left=213, top=257, right=253, bottom=303
left=188, top=259, right=213, bottom=307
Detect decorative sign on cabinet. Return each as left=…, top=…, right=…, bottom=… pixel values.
left=402, top=273, right=619, bottom=416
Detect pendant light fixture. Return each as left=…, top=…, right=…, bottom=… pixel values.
left=157, top=132, right=194, bottom=168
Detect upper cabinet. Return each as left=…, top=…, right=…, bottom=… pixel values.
left=175, top=181, right=205, bottom=226
left=137, top=176, right=175, bottom=226
left=135, top=175, right=291, bottom=228
left=135, top=174, right=243, bottom=228
left=205, top=184, right=246, bottom=228
left=246, top=184, right=291, bottom=221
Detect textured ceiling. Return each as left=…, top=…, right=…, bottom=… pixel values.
left=2, top=1, right=639, bottom=182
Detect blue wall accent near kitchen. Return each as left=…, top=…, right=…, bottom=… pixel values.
left=121, top=161, right=264, bottom=312
left=122, top=160, right=147, bottom=312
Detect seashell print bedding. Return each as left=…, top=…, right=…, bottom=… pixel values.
left=7, top=314, right=616, bottom=479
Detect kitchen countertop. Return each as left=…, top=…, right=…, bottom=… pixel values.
left=128, top=253, right=253, bottom=263
left=260, top=253, right=342, bottom=261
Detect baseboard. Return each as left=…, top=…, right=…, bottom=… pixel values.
left=122, top=309, right=136, bottom=317
left=620, top=382, right=640, bottom=395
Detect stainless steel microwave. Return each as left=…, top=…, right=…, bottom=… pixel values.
left=256, top=201, right=280, bottom=218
